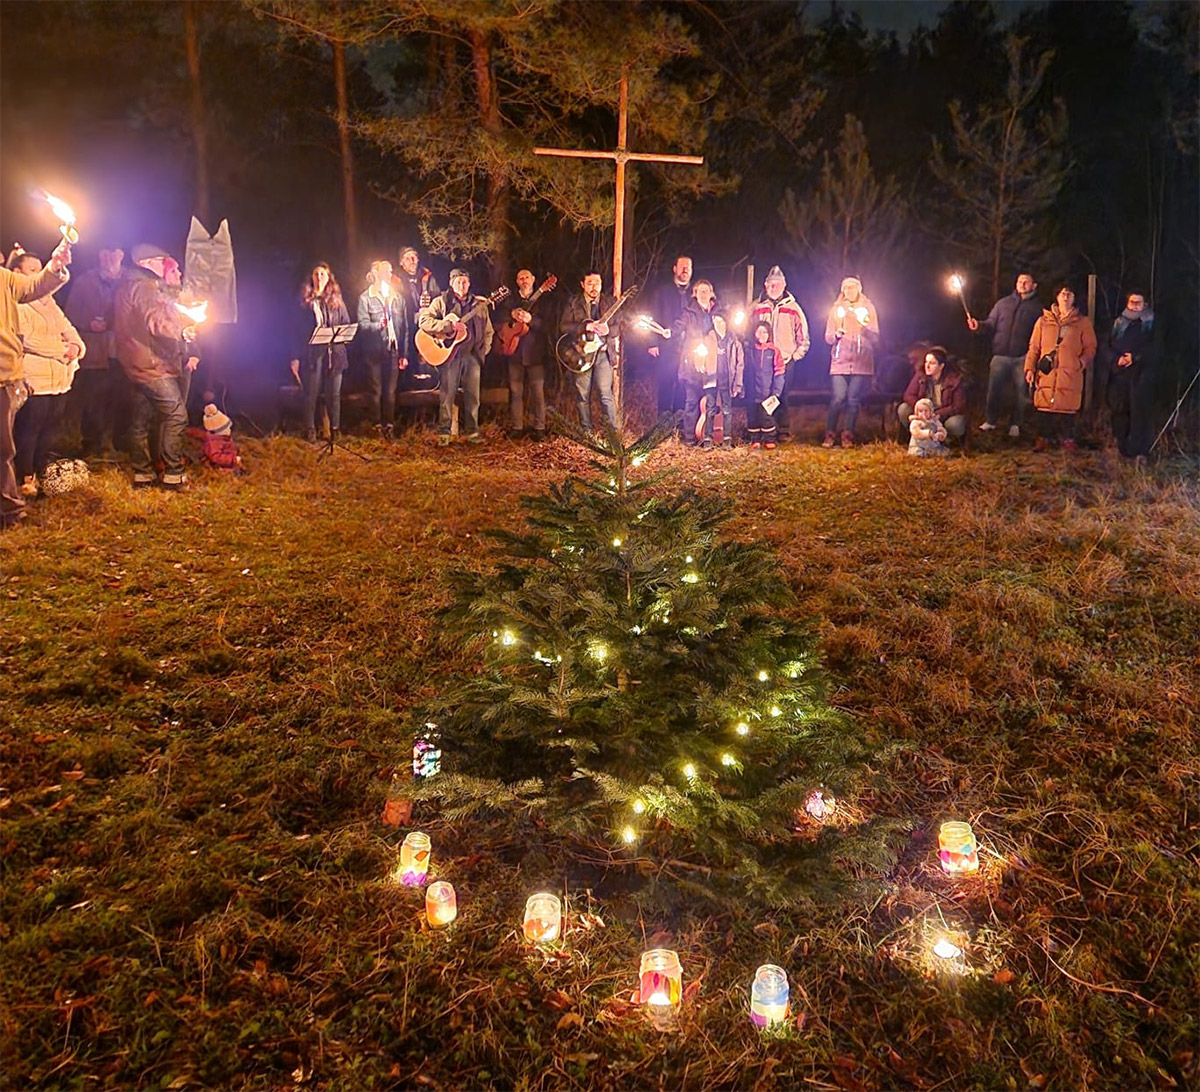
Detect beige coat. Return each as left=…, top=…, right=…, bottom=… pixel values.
left=18, top=294, right=85, bottom=395
left=1024, top=306, right=1097, bottom=414
left=0, top=265, right=70, bottom=382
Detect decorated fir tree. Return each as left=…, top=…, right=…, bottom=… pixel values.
left=404, top=422, right=872, bottom=905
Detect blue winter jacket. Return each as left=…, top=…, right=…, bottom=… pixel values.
left=979, top=292, right=1043, bottom=358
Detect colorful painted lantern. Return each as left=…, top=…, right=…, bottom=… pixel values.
left=523, top=893, right=562, bottom=943
left=938, top=821, right=979, bottom=874
left=399, top=831, right=431, bottom=886
left=425, top=881, right=457, bottom=926
left=750, top=964, right=789, bottom=1028
left=639, top=949, right=682, bottom=1009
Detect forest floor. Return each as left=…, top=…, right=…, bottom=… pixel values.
left=2, top=420, right=1197, bottom=1092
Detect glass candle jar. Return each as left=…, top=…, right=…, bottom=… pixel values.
left=639, top=949, right=682, bottom=1008
left=938, top=821, right=979, bottom=874
left=399, top=831, right=431, bottom=885
left=425, top=881, right=457, bottom=926
left=750, top=963, right=789, bottom=1027
left=523, top=893, right=562, bottom=943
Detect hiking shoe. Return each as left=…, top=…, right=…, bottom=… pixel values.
left=1061, top=438, right=1078, bottom=452
left=437, top=434, right=452, bottom=446
left=132, top=475, right=157, bottom=489
left=720, top=436, right=733, bottom=448
left=821, top=431, right=836, bottom=448
left=700, top=437, right=714, bottom=450
left=749, top=441, right=762, bottom=451
left=840, top=430, right=855, bottom=448
left=1007, top=425, right=1020, bottom=438
left=1033, top=436, right=1050, bottom=452
left=464, top=432, right=484, bottom=445
left=530, top=430, right=546, bottom=443
left=979, top=421, right=997, bottom=431
left=764, top=441, right=777, bottom=450
left=160, top=476, right=190, bottom=493
left=19, top=476, right=38, bottom=498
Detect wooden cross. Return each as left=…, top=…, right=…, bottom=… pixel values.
left=534, top=69, right=704, bottom=421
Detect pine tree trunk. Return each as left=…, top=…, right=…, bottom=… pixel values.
left=184, top=1, right=210, bottom=225
left=470, top=27, right=509, bottom=280
left=333, top=38, right=359, bottom=268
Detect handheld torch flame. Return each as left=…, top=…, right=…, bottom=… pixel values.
left=42, top=191, right=78, bottom=244
left=948, top=274, right=965, bottom=295
left=176, top=300, right=209, bottom=325
left=636, top=314, right=651, bottom=329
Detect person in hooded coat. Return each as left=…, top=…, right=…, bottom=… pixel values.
left=1023, top=285, right=1097, bottom=451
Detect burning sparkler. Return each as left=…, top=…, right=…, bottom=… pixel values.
left=175, top=300, right=209, bottom=325
left=947, top=274, right=974, bottom=322
left=41, top=191, right=78, bottom=245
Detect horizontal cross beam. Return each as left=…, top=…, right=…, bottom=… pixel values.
left=533, top=146, right=705, bottom=166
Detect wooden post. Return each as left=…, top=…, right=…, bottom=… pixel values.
left=1085, top=273, right=1097, bottom=411
left=746, top=264, right=755, bottom=310
left=533, top=70, right=703, bottom=426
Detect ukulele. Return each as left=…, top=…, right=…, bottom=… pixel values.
left=415, top=286, right=510, bottom=367
left=496, top=275, right=558, bottom=356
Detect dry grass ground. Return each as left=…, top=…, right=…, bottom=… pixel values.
left=2, top=422, right=1197, bottom=1091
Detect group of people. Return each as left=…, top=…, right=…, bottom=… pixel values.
left=0, top=237, right=243, bottom=528
left=0, top=233, right=1161, bottom=531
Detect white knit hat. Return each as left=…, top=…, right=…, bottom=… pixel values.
left=203, top=403, right=232, bottom=435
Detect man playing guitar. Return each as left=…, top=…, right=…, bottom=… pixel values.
left=504, top=268, right=552, bottom=441
left=560, top=271, right=621, bottom=434
left=417, top=268, right=494, bottom=446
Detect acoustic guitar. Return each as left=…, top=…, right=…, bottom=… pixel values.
left=496, top=275, right=557, bottom=356
left=415, top=286, right=510, bottom=367
left=637, top=315, right=723, bottom=442
left=556, top=285, right=639, bottom=375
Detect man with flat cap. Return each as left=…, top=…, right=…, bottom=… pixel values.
left=114, top=243, right=199, bottom=490
left=417, top=267, right=493, bottom=445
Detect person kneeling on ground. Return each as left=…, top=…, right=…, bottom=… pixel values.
left=907, top=398, right=949, bottom=458
left=899, top=346, right=967, bottom=444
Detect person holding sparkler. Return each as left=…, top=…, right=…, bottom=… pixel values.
left=823, top=275, right=879, bottom=448
left=7, top=248, right=85, bottom=497
left=749, top=266, right=810, bottom=444
left=114, top=244, right=200, bottom=491
left=1, top=235, right=72, bottom=529
left=966, top=272, right=1042, bottom=439
left=357, top=259, right=408, bottom=441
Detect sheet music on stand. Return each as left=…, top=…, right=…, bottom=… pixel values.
left=309, top=323, right=359, bottom=351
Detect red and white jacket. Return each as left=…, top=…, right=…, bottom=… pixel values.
left=750, top=292, right=810, bottom=365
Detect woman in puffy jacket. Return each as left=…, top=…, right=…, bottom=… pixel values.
left=9, top=249, right=84, bottom=494
left=1024, top=285, right=1097, bottom=451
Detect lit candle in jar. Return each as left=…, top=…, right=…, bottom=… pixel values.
left=399, top=831, right=431, bottom=885
left=938, top=821, right=979, bottom=874
left=523, top=893, right=562, bottom=943
left=639, top=948, right=682, bottom=1010
left=750, top=964, right=789, bottom=1028
left=425, top=881, right=457, bottom=926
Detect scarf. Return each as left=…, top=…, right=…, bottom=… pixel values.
left=1112, top=308, right=1153, bottom=340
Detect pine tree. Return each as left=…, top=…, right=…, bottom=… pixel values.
left=402, top=423, right=872, bottom=906
left=928, top=35, right=1070, bottom=300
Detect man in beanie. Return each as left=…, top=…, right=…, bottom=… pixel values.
left=417, top=267, right=493, bottom=445
left=1, top=237, right=73, bottom=528
left=750, top=265, right=810, bottom=442
left=114, top=243, right=197, bottom=490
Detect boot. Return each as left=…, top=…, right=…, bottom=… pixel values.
left=840, top=430, right=855, bottom=448
left=383, top=423, right=394, bottom=442
left=330, top=427, right=340, bottom=445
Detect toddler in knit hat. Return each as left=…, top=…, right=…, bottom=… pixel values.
left=201, top=402, right=244, bottom=473
left=907, top=398, right=949, bottom=458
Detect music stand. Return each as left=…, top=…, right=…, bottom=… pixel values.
left=308, top=323, right=364, bottom=458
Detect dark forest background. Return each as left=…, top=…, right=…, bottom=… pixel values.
left=1, top=0, right=1195, bottom=417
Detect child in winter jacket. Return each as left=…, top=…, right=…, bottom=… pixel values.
left=907, top=398, right=949, bottom=458
left=745, top=321, right=785, bottom=449
left=201, top=403, right=244, bottom=473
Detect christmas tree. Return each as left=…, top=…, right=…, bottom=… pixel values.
left=404, top=421, right=872, bottom=905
